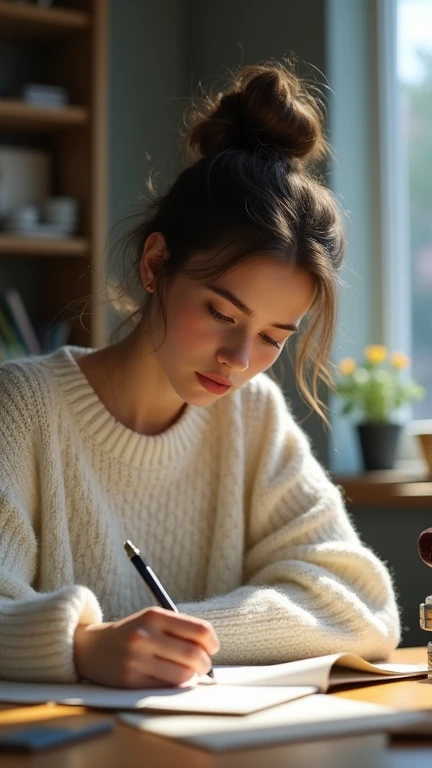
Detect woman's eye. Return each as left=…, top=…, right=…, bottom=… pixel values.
left=207, top=302, right=283, bottom=349
left=260, top=334, right=282, bottom=349
left=206, top=303, right=233, bottom=323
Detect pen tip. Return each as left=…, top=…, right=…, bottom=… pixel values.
left=123, top=540, right=139, bottom=558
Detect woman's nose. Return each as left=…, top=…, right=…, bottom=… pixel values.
left=216, top=338, right=251, bottom=371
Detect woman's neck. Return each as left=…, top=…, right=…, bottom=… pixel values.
left=76, top=327, right=187, bottom=436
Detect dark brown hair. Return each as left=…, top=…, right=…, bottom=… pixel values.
left=108, top=60, right=345, bottom=424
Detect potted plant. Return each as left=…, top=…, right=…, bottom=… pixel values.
left=335, top=345, right=426, bottom=470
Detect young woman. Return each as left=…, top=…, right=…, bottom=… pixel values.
left=0, top=63, right=400, bottom=688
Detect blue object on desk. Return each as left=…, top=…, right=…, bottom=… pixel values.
left=0, top=719, right=114, bottom=752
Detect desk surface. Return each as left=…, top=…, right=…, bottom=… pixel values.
left=0, top=647, right=431, bottom=768
left=333, top=470, right=432, bottom=507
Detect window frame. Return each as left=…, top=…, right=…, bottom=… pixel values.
left=377, top=0, right=412, bottom=359
left=376, top=0, right=430, bottom=464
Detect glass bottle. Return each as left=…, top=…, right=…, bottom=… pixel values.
left=419, top=595, right=432, bottom=680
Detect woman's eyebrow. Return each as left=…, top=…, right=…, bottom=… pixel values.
left=204, top=284, right=299, bottom=332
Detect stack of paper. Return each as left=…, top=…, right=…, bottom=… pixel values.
left=118, top=694, right=428, bottom=755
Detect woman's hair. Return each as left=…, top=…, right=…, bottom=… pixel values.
left=107, top=59, right=345, bottom=424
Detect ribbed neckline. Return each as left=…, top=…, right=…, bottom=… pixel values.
left=45, top=345, right=211, bottom=469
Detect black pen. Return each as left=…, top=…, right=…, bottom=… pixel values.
left=123, top=540, right=214, bottom=680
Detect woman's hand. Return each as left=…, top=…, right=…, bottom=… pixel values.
left=73, top=606, right=219, bottom=688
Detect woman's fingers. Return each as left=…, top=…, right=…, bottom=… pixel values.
left=138, top=607, right=220, bottom=655
left=131, top=626, right=212, bottom=677
left=124, top=646, right=198, bottom=688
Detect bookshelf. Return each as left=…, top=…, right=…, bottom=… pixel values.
left=0, top=100, right=89, bottom=131
left=0, top=0, right=90, bottom=34
left=0, top=234, right=89, bottom=256
left=0, top=0, right=109, bottom=353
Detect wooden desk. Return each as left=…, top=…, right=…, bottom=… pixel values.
left=1, top=648, right=431, bottom=768
left=332, top=470, right=432, bottom=508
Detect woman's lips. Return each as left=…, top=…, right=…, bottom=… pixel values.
left=195, top=372, right=232, bottom=394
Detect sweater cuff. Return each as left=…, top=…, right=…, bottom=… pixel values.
left=0, top=585, right=103, bottom=683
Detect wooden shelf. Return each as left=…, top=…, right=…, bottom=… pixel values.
left=0, top=100, right=89, bottom=133
left=0, top=0, right=109, bottom=348
left=0, top=234, right=89, bottom=257
left=333, top=470, right=432, bottom=508
left=0, top=1, right=90, bottom=40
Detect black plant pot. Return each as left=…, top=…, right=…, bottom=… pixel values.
left=356, top=423, right=402, bottom=471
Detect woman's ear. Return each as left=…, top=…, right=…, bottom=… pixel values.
left=139, top=232, right=168, bottom=292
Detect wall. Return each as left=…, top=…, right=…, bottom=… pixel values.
left=108, top=0, right=186, bottom=224
left=184, top=0, right=325, bottom=82
left=107, top=0, right=187, bottom=335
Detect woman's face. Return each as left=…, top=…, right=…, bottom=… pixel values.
left=146, top=253, right=316, bottom=406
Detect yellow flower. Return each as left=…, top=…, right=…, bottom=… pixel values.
left=339, top=357, right=356, bottom=375
left=391, top=351, right=410, bottom=370
left=364, top=345, right=387, bottom=364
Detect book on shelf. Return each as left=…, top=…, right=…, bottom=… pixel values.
left=2, top=288, right=41, bottom=355
left=0, top=302, right=27, bottom=360
left=0, top=287, right=70, bottom=361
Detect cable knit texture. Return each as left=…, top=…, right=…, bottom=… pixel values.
left=0, top=346, right=400, bottom=683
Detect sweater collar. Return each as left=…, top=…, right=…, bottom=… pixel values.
left=47, top=345, right=212, bottom=469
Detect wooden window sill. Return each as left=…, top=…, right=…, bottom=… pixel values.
left=332, top=469, right=432, bottom=507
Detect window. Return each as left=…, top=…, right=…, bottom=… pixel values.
left=393, top=0, right=432, bottom=419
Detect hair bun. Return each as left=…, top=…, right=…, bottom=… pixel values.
left=185, top=62, right=328, bottom=163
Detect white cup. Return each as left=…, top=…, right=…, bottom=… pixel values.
left=6, top=204, right=39, bottom=231
left=42, top=197, right=79, bottom=230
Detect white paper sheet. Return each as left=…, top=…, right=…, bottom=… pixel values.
left=0, top=681, right=316, bottom=715
left=118, top=694, right=429, bottom=752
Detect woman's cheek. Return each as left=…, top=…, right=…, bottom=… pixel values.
left=174, top=307, right=213, bottom=345
left=252, top=345, right=282, bottom=374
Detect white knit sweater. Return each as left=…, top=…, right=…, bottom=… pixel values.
left=0, top=346, right=400, bottom=683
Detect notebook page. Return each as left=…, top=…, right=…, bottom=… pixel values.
left=206, top=653, right=427, bottom=692
left=211, top=656, right=332, bottom=691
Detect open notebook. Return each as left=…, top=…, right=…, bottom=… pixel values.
left=211, top=651, right=428, bottom=691
left=0, top=652, right=426, bottom=716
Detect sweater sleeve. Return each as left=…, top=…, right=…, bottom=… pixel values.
left=179, top=377, right=401, bottom=665
left=0, top=361, right=102, bottom=683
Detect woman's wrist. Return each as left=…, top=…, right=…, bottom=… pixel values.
left=73, top=623, right=99, bottom=680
